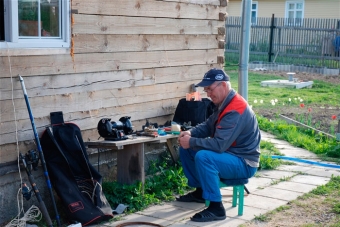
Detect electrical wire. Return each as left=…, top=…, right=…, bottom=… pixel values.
left=6, top=42, right=25, bottom=224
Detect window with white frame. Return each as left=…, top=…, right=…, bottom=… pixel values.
left=285, top=1, right=304, bottom=26
left=240, top=1, right=258, bottom=25
left=0, top=0, right=70, bottom=49
left=251, top=1, right=258, bottom=25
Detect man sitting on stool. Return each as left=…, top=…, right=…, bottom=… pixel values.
left=176, top=68, right=261, bottom=222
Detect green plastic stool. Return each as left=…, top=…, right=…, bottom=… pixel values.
left=205, top=179, right=249, bottom=216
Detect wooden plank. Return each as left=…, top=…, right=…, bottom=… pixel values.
left=73, top=34, right=222, bottom=53
left=158, top=0, right=221, bottom=5
left=72, top=14, right=224, bottom=35
left=0, top=49, right=222, bottom=77
left=87, top=134, right=178, bottom=149
left=0, top=81, right=195, bottom=122
left=72, top=0, right=224, bottom=20
left=0, top=98, right=180, bottom=145
left=0, top=65, right=219, bottom=100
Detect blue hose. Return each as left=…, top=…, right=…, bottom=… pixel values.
left=271, top=155, right=340, bottom=169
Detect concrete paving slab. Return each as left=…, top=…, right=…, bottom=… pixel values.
left=260, top=131, right=276, bottom=139
left=262, top=138, right=291, bottom=146
left=305, top=167, right=340, bottom=178
left=276, top=164, right=313, bottom=173
left=170, top=201, right=205, bottom=211
left=243, top=194, right=288, bottom=210
left=256, top=169, right=297, bottom=179
left=275, top=147, right=319, bottom=158
left=104, top=213, right=173, bottom=226
left=251, top=186, right=303, bottom=201
left=175, top=217, right=247, bottom=227
left=246, top=177, right=275, bottom=191
left=290, top=175, right=329, bottom=186
left=224, top=205, right=268, bottom=221
left=271, top=181, right=319, bottom=193
left=137, top=204, right=197, bottom=222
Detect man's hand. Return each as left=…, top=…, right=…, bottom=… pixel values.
left=178, top=134, right=191, bottom=149
left=177, top=131, right=191, bottom=143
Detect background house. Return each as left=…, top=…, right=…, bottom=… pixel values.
left=0, top=0, right=227, bottom=224
left=227, top=0, right=340, bottom=21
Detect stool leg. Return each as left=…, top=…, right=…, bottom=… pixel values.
left=238, top=185, right=244, bottom=216
left=232, top=186, right=237, bottom=207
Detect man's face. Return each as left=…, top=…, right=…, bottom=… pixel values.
left=203, top=82, right=226, bottom=105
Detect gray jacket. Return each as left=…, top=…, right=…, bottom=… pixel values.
left=189, top=89, right=261, bottom=166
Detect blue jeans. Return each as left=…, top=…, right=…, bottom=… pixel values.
left=179, top=147, right=257, bottom=202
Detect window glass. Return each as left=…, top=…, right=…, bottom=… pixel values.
left=18, top=0, right=60, bottom=38
left=296, top=11, right=302, bottom=18
left=289, top=3, right=295, bottom=10
left=288, top=11, right=294, bottom=18
left=296, top=3, right=303, bottom=9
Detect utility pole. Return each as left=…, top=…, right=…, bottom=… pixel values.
left=238, top=0, right=252, bottom=101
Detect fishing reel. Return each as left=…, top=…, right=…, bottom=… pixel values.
left=24, top=149, right=40, bottom=171
left=21, top=183, right=32, bottom=201
left=97, top=116, right=133, bottom=141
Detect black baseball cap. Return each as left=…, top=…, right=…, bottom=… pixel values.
left=196, top=68, right=230, bottom=87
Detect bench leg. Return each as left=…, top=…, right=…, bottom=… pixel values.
left=117, top=143, right=144, bottom=185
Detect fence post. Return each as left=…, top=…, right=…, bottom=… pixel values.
left=268, top=14, right=275, bottom=62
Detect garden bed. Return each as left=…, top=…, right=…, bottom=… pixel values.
left=252, top=70, right=340, bottom=136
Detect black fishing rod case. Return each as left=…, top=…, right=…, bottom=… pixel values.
left=40, top=112, right=113, bottom=226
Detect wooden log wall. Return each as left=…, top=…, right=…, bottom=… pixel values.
left=0, top=0, right=227, bottom=164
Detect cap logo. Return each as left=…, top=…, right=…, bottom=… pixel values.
left=215, top=74, right=225, bottom=80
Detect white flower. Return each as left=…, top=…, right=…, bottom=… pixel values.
left=300, top=99, right=303, bottom=102
left=283, top=103, right=285, bottom=105
left=254, top=100, right=258, bottom=103
left=298, top=97, right=301, bottom=99
left=275, top=99, right=278, bottom=103
left=260, top=100, right=263, bottom=104
left=294, top=98, right=297, bottom=100
left=271, top=102, right=275, bottom=106
left=288, top=98, right=291, bottom=102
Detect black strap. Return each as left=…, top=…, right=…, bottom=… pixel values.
left=46, top=126, right=74, bottom=177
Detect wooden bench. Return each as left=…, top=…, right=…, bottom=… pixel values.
left=86, top=134, right=179, bottom=185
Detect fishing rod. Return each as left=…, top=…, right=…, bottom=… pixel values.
left=19, top=153, right=53, bottom=227
left=18, top=75, right=62, bottom=227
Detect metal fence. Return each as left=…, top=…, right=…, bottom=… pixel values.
left=225, top=16, right=340, bottom=72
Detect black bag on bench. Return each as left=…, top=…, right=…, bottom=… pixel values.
left=173, top=98, right=215, bottom=126
left=40, top=112, right=113, bottom=226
